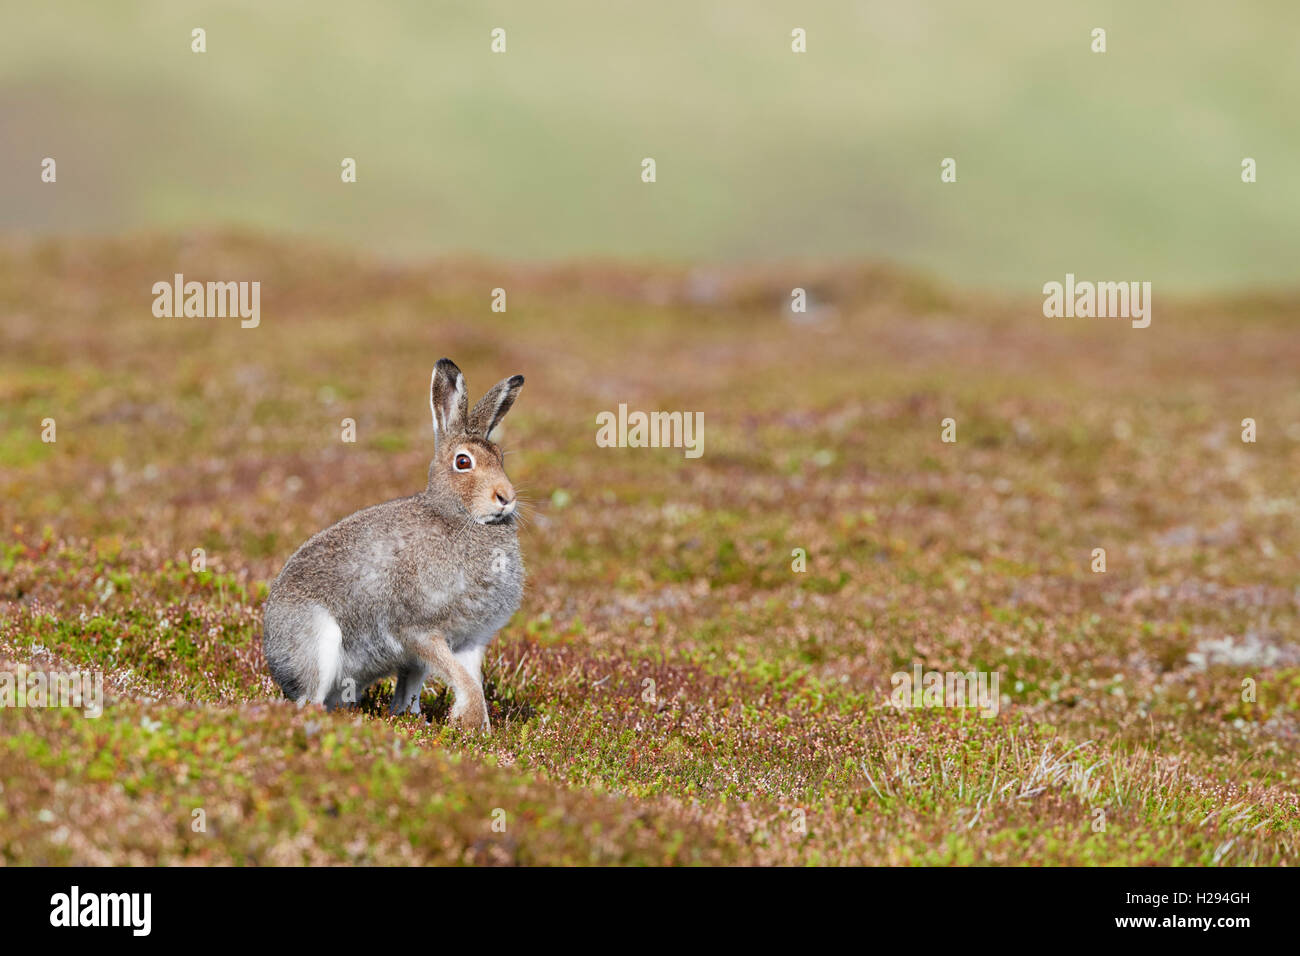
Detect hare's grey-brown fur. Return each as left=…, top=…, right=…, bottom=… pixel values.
left=262, top=358, right=525, bottom=731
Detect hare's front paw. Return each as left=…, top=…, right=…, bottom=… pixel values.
left=450, top=693, right=490, bottom=733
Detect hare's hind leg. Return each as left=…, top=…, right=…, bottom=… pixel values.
left=391, top=662, right=431, bottom=715
left=416, top=634, right=488, bottom=732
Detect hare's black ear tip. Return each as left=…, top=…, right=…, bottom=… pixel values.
left=509, top=374, right=525, bottom=388
left=434, top=357, right=464, bottom=381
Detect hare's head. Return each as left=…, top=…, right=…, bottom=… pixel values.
left=427, top=358, right=525, bottom=525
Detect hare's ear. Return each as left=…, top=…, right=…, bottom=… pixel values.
left=429, top=358, right=469, bottom=441
left=468, top=374, right=525, bottom=440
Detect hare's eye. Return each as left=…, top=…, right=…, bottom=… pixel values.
left=454, top=452, right=474, bottom=472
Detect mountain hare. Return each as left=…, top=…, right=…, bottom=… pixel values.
left=262, top=358, right=526, bottom=731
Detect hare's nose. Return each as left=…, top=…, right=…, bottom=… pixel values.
left=494, top=489, right=514, bottom=507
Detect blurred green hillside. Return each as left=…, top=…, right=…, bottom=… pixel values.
left=1, top=0, right=1297, bottom=292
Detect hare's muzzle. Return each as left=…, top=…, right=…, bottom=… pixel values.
left=480, top=484, right=516, bottom=524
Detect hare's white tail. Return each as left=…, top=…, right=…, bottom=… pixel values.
left=263, top=598, right=345, bottom=706
left=308, top=606, right=343, bottom=705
